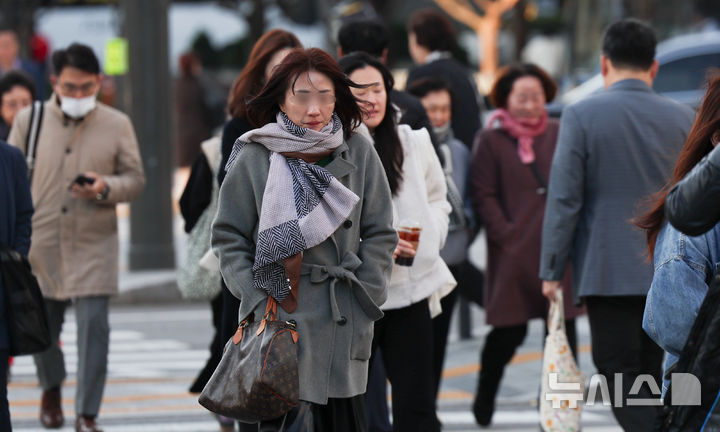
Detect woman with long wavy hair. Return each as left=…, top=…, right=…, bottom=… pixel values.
left=339, top=52, right=454, bottom=432
left=636, top=74, right=720, bottom=394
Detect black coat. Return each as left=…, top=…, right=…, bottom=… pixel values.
left=666, top=144, right=720, bottom=236
left=217, top=116, right=254, bottom=185
left=407, top=58, right=482, bottom=148
left=0, top=141, right=33, bottom=349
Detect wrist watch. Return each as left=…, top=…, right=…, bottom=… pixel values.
left=96, top=184, right=110, bottom=201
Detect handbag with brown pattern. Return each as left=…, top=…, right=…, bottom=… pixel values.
left=199, top=296, right=299, bottom=423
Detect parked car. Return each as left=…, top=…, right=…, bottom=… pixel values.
left=547, top=31, right=720, bottom=116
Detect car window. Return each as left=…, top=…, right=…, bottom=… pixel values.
left=654, top=53, right=720, bottom=93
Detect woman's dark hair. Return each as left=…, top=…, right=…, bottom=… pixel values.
left=227, top=29, right=302, bottom=119
left=0, top=70, right=36, bottom=101
left=339, top=51, right=404, bottom=196
left=406, top=77, right=454, bottom=102
left=408, top=9, right=457, bottom=52
left=52, top=43, right=100, bottom=75
left=489, top=63, right=557, bottom=109
left=635, top=74, right=720, bottom=258
left=602, top=18, right=656, bottom=71
left=246, top=48, right=364, bottom=140
left=337, top=19, right=388, bottom=58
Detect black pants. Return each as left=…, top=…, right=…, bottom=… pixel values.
left=0, top=348, right=10, bottom=432
left=189, top=292, right=224, bottom=393
left=220, top=280, right=241, bottom=345
left=368, top=300, right=439, bottom=432
left=474, top=319, right=577, bottom=414
left=585, top=296, right=663, bottom=432
left=432, top=281, right=459, bottom=400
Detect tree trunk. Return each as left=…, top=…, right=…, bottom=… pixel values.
left=479, top=19, right=501, bottom=77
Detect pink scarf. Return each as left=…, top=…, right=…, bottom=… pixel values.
left=486, top=108, right=548, bottom=164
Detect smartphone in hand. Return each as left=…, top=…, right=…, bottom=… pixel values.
left=72, top=174, right=96, bottom=187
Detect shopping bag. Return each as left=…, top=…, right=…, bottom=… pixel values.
left=540, top=290, right=584, bottom=432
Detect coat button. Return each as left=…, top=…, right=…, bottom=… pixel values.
left=61, top=207, right=67, bottom=214
left=343, top=220, right=352, bottom=229
left=65, top=148, right=71, bottom=154
left=337, top=316, right=347, bottom=326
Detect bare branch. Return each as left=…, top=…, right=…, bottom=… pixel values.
left=498, top=0, right=520, bottom=13
left=473, top=0, right=491, bottom=11
left=433, top=0, right=484, bottom=29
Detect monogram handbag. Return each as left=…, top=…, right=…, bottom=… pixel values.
left=0, top=243, right=51, bottom=356
left=199, top=296, right=299, bottom=423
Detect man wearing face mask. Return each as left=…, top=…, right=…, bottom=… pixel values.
left=7, top=43, right=145, bottom=432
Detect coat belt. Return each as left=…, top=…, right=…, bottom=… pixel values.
left=301, top=251, right=384, bottom=323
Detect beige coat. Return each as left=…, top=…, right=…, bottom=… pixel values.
left=8, top=95, right=145, bottom=299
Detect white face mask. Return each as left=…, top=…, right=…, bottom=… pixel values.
left=60, top=95, right=96, bottom=119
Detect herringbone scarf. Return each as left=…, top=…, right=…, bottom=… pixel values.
left=226, top=112, right=359, bottom=303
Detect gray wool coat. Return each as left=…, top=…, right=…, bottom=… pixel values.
left=539, top=79, right=694, bottom=303
left=212, top=131, right=397, bottom=405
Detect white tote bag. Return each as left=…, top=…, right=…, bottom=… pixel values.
left=540, top=290, right=584, bottom=432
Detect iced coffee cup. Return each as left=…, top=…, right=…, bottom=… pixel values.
left=395, top=219, right=422, bottom=266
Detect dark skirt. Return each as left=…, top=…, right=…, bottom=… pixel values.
left=257, top=395, right=367, bottom=432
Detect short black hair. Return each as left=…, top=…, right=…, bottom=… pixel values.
left=337, top=20, right=388, bottom=58
left=406, top=77, right=454, bottom=102
left=408, top=9, right=456, bottom=52
left=0, top=70, right=36, bottom=100
left=602, top=18, right=656, bottom=70
left=52, top=43, right=100, bottom=75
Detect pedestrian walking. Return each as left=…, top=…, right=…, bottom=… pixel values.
left=212, top=48, right=396, bottom=431
left=469, top=63, right=582, bottom=427
left=0, top=27, right=46, bottom=99
left=0, top=140, right=34, bottom=432
left=340, top=52, right=454, bottom=432
left=0, top=70, right=35, bottom=140
left=406, top=77, right=475, bottom=417
left=8, top=43, right=145, bottom=432
left=337, top=20, right=444, bottom=431
left=173, top=52, right=215, bottom=168
left=637, top=74, right=720, bottom=394
left=406, top=9, right=482, bottom=149
left=539, top=19, right=694, bottom=431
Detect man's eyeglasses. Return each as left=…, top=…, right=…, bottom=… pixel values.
left=59, top=82, right=97, bottom=97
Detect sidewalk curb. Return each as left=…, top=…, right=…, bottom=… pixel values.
left=113, top=272, right=207, bottom=305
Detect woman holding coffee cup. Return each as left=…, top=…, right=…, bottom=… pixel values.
left=340, top=52, right=455, bottom=432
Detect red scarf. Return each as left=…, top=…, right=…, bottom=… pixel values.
left=486, top=108, right=548, bottom=164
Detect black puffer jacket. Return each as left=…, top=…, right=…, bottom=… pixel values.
left=666, top=144, right=720, bottom=236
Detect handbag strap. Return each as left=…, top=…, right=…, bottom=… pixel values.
left=548, top=290, right=566, bottom=334
left=25, top=100, right=44, bottom=185
left=502, top=131, right=547, bottom=195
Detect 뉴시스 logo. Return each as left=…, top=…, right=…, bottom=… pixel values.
left=546, top=373, right=702, bottom=408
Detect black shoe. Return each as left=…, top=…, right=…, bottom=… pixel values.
left=472, top=397, right=494, bottom=427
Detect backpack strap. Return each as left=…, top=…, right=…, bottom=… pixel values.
left=25, top=100, right=44, bottom=184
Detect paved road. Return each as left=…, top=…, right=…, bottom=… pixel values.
left=8, top=302, right=622, bottom=431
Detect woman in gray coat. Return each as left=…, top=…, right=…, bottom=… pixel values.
left=212, top=48, right=397, bottom=431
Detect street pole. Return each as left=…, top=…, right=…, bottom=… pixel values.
left=120, top=0, right=175, bottom=270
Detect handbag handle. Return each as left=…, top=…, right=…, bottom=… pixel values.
left=547, top=290, right=566, bottom=334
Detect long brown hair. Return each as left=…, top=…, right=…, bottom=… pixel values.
left=246, top=48, right=364, bottom=140
left=226, top=29, right=302, bottom=119
left=636, top=75, right=720, bottom=258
